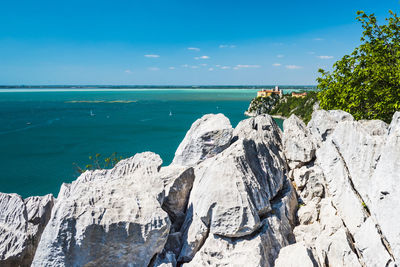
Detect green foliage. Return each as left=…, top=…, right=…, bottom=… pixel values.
left=73, top=152, right=123, bottom=174
left=317, top=10, right=400, bottom=123
left=269, top=91, right=318, bottom=123
left=248, top=94, right=280, bottom=114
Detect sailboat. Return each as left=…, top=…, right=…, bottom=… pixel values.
left=90, top=110, right=96, bottom=117
left=169, top=111, right=173, bottom=116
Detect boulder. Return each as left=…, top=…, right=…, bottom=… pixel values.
left=0, top=193, right=54, bottom=267
left=283, top=114, right=315, bottom=169
left=307, top=110, right=353, bottom=147
left=172, top=114, right=233, bottom=166
left=184, top=180, right=297, bottom=267
left=32, top=152, right=171, bottom=267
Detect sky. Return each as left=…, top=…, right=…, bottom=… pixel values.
left=0, top=0, right=399, bottom=85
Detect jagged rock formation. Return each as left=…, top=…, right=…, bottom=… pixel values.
left=172, top=113, right=233, bottom=166
left=278, top=111, right=400, bottom=267
left=0, top=193, right=54, bottom=266
left=0, top=110, right=399, bottom=266
left=32, top=152, right=171, bottom=267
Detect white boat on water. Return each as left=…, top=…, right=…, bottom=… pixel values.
left=90, top=110, right=96, bottom=116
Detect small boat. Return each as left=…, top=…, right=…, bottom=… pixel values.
left=169, top=111, right=173, bottom=116
left=90, top=110, right=96, bottom=116
left=26, top=122, right=31, bottom=125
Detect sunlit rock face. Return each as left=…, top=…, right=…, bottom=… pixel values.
left=2, top=110, right=400, bottom=267
left=278, top=110, right=399, bottom=267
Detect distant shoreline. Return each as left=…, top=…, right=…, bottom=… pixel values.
left=0, top=85, right=317, bottom=90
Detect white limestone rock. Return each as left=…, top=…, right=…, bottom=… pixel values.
left=354, top=217, right=394, bottom=267
left=329, top=120, right=387, bottom=207
left=283, top=114, right=316, bottom=169
left=172, top=114, right=233, bottom=166
left=307, top=110, right=353, bottom=147
left=275, top=242, right=319, bottom=267
left=314, top=228, right=362, bottom=267
left=368, top=112, right=400, bottom=262
left=184, top=180, right=297, bottom=267
left=316, top=138, right=367, bottom=234
left=0, top=193, right=54, bottom=267
left=157, top=165, right=195, bottom=230
left=297, top=199, right=319, bottom=225
left=179, top=115, right=294, bottom=263
left=32, top=152, right=171, bottom=267
left=292, top=164, right=325, bottom=204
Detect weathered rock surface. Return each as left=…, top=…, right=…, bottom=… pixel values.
left=157, top=165, right=195, bottom=231
left=307, top=109, right=354, bottom=147
left=32, top=152, right=171, bottom=267
left=172, top=113, right=233, bottom=166
left=275, top=242, right=317, bottom=267
left=0, top=193, right=54, bottom=267
left=178, top=114, right=297, bottom=264
left=282, top=110, right=400, bottom=267
left=2, top=110, right=400, bottom=267
left=283, top=114, right=315, bottom=169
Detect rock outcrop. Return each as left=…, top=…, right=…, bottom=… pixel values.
left=1, top=110, right=400, bottom=266
left=0, top=193, right=54, bottom=267
left=172, top=113, right=233, bottom=166
left=178, top=115, right=296, bottom=266
left=32, top=152, right=171, bottom=267
left=278, top=111, right=400, bottom=267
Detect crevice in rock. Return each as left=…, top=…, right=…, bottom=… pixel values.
left=331, top=139, right=396, bottom=262
left=306, top=247, right=320, bottom=267
left=328, top=202, right=366, bottom=267
left=375, top=223, right=396, bottom=261
left=331, top=139, right=370, bottom=216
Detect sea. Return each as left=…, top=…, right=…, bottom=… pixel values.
left=0, top=88, right=307, bottom=198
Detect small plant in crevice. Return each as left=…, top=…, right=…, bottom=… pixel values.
left=73, top=152, right=124, bottom=174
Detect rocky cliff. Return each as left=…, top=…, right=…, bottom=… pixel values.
left=0, top=110, right=399, bottom=266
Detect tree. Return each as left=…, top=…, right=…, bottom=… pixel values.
left=317, top=11, right=400, bottom=123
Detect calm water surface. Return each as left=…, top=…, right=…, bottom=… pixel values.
left=0, top=89, right=284, bottom=197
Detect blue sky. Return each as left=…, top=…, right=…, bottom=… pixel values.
left=0, top=0, right=398, bottom=85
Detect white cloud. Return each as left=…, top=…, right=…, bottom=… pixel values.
left=200, top=63, right=208, bottom=66
left=124, top=69, right=132, bottom=73
left=219, top=44, right=236, bottom=48
left=285, top=65, right=302, bottom=69
left=313, top=38, right=324, bottom=41
left=181, top=64, right=200, bottom=69
left=215, top=65, right=221, bottom=67
left=168, top=67, right=176, bottom=70
left=208, top=68, right=214, bottom=71
left=233, top=67, right=239, bottom=70
left=144, top=54, right=160, bottom=58
left=307, top=51, right=316, bottom=55
left=148, top=67, right=160, bottom=71
left=317, top=55, right=334, bottom=59
left=272, top=63, right=281, bottom=67
left=187, top=47, right=200, bottom=51
left=236, top=64, right=261, bottom=68
left=220, top=66, right=231, bottom=69
left=194, top=56, right=210, bottom=60
left=276, top=54, right=284, bottom=58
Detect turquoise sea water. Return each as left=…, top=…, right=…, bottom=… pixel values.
left=0, top=89, right=286, bottom=198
